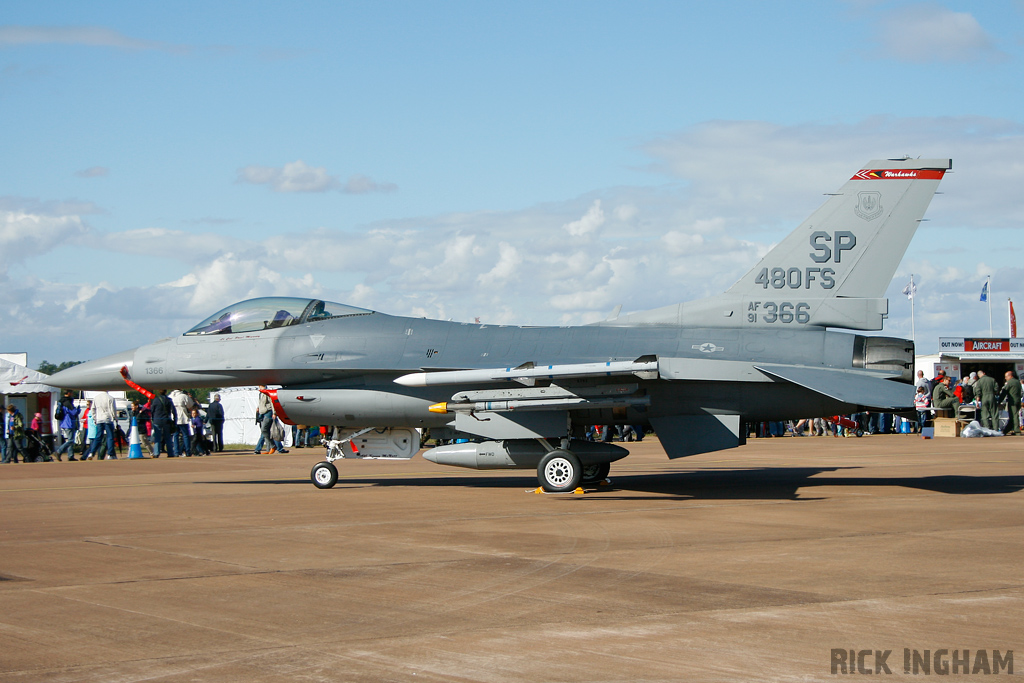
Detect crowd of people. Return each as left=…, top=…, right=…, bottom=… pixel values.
left=745, top=368, right=1023, bottom=438
left=0, top=389, right=215, bottom=462
left=2, top=402, right=68, bottom=463
left=1, top=388, right=335, bottom=463
left=921, top=368, right=1022, bottom=435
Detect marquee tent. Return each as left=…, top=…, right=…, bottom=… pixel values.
left=215, top=387, right=293, bottom=448
left=1, top=358, right=60, bottom=437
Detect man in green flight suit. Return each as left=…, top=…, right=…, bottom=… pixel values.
left=1001, top=370, right=1021, bottom=435
left=973, top=370, right=1000, bottom=431
left=3, top=404, right=27, bottom=464
left=931, top=375, right=959, bottom=418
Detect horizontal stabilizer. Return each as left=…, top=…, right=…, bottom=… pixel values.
left=755, top=364, right=914, bottom=410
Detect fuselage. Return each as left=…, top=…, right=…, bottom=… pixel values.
left=50, top=303, right=902, bottom=429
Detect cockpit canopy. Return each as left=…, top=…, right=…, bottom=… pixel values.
left=184, top=297, right=372, bottom=336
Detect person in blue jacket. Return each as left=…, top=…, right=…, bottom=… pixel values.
left=53, top=390, right=82, bottom=461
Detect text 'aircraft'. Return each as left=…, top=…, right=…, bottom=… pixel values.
left=51, top=157, right=951, bottom=492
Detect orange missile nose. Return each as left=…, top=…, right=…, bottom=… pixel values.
left=428, top=402, right=449, bottom=414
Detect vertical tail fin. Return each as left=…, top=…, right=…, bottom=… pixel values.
left=727, top=158, right=951, bottom=299
left=608, top=157, right=951, bottom=331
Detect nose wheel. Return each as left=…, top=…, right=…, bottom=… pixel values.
left=311, top=461, right=339, bottom=489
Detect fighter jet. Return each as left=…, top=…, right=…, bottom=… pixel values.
left=50, top=157, right=951, bottom=492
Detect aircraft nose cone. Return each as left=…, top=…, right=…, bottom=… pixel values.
left=48, top=349, right=136, bottom=390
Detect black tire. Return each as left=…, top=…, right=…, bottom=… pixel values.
left=581, top=461, right=610, bottom=484
left=537, top=450, right=582, bottom=493
left=855, top=428, right=864, bottom=437
left=311, top=461, right=338, bottom=489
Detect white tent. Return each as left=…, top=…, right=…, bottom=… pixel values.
left=0, top=358, right=61, bottom=436
left=216, top=387, right=292, bottom=448
left=0, top=358, right=57, bottom=395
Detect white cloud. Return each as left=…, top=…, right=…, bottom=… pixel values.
left=343, top=173, right=398, bottom=194
left=0, top=25, right=188, bottom=54
left=477, top=242, right=523, bottom=285
left=662, top=231, right=705, bottom=253
left=0, top=205, right=89, bottom=277
left=613, top=204, right=638, bottom=222
left=179, top=254, right=319, bottom=314
left=238, top=160, right=335, bottom=193
left=75, top=166, right=108, bottom=178
left=237, top=160, right=397, bottom=194
left=0, top=197, right=104, bottom=216
left=94, top=227, right=241, bottom=262
left=563, top=200, right=605, bottom=237
left=875, top=4, right=1004, bottom=63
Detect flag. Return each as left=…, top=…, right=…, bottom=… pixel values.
left=1011, top=299, right=1017, bottom=338
left=980, top=281, right=989, bottom=302
left=901, top=280, right=916, bottom=300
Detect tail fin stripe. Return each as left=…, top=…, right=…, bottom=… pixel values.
left=853, top=169, right=946, bottom=181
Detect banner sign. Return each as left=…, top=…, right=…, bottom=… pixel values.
left=939, top=337, right=1024, bottom=353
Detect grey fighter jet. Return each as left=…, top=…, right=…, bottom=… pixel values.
left=50, top=157, right=951, bottom=492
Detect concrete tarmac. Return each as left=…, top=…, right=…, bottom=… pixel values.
left=1, top=434, right=1021, bottom=682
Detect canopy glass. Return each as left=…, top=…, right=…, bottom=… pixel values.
left=184, top=297, right=371, bottom=336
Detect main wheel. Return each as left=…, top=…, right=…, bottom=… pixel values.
left=854, top=428, right=864, bottom=437
left=581, top=461, right=610, bottom=484
left=538, top=450, right=582, bottom=493
left=311, top=461, right=338, bottom=489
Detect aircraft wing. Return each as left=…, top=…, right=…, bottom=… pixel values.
left=754, top=364, right=914, bottom=411
left=398, top=356, right=914, bottom=412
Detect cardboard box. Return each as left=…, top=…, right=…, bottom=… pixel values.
left=933, top=418, right=962, bottom=438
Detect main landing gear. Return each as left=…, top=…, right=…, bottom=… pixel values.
left=537, top=451, right=612, bottom=493
left=537, top=450, right=581, bottom=493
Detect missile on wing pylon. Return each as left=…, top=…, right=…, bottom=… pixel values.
left=395, top=358, right=659, bottom=387
left=429, top=396, right=651, bottom=414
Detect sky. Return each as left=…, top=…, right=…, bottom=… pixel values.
left=2, top=0, right=1024, bottom=366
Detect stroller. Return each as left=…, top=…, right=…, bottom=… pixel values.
left=828, top=415, right=864, bottom=437
left=24, top=429, right=55, bottom=462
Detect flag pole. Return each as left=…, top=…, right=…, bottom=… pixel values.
left=902, top=275, right=917, bottom=342
left=988, top=275, right=993, bottom=336
left=910, top=274, right=916, bottom=342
